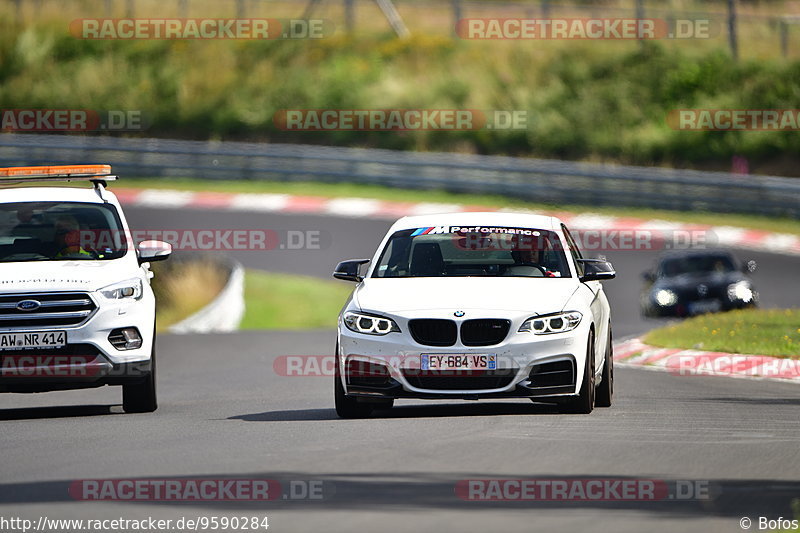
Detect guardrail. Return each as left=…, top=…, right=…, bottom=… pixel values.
left=1, top=133, right=798, bottom=218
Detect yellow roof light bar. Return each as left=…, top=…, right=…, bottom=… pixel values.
left=0, top=164, right=117, bottom=185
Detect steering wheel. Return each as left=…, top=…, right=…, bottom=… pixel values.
left=502, top=263, right=547, bottom=276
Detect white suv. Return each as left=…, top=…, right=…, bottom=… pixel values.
left=0, top=165, right=171, bottom=413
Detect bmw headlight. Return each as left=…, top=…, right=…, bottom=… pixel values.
left=519, top=311, right=582, bottom=335
left=100, top=278, right=144, bottom=301
left=727, top=281, right=753, bottom=302
left=654, top=289, right=678, bottom=307
left=343, top=311, right=400, bottom=335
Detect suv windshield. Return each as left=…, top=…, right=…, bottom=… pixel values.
left=659, top=254, right=736, bottom=277
left=373, top=226, right=571, bottom=278
left=0, top=201, right=128, bottom=262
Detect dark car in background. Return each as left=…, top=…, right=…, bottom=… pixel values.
left=640, top=250, right=758, bottom=318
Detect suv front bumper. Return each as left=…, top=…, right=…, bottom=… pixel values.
left=0, top=290, right=155, bottom=391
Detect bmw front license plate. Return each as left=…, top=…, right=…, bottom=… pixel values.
left=421, top=354, right=497, bottom=371
left=0, top=331, right=66, bottom=350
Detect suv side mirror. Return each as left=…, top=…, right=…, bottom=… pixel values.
left=577, top=258, right=616, bottom=282
left=333, top=259, right=370, bottom=282
left=138, top=240, right=172, bottom=264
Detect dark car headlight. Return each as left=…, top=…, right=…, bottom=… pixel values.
left=654, top=289, right=678, bottom=307
left=727, top=281, right=754, bottom=302
left=343, top=311, right=400, bottom=335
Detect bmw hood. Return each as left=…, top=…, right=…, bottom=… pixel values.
left=0, top=260, right=134, bottom=293
left=354, top=278, right=580, bottom=314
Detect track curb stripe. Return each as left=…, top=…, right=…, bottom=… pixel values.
left=614, top=338, right=800, bottom=383
left=114, top=188, right=800, bottom=256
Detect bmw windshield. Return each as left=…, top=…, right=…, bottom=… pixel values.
left=373, top=226, right=571, bottom=278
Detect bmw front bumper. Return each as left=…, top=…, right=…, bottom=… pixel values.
left=337, top=311, right=591, bottom=401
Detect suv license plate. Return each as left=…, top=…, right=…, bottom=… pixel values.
left=0, top=331, right=66, bottom=350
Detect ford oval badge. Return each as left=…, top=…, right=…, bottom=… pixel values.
left=16, top=299, right=41, bottom=311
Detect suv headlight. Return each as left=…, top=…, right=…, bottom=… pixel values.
left=99, top=278, right=144, bottom=301
left=519, top=311, right=582, bottom=335
left=727, top=281, right=754, bottom=302
left=343, top=311, right=400, bottom=335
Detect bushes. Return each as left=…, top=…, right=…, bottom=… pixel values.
left=1, top=21, right=798, bottom=174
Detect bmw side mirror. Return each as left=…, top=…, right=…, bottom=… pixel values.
left=137, top=240, right=172, bottom=264
left=333, top=259, right=370, bottom=282
left=577, top=258, right=616, bottom=282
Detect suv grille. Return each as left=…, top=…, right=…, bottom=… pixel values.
left=0, top=293, right=96, bottom=328
left=460, top=319, right=511, bottom=346
left=409, top=319, right=457, bottom=347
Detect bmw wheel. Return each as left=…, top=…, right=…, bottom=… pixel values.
left=562, top=331, right=595, bottom=414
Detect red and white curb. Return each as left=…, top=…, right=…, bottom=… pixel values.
left=614, top=338, right=800, bottom=383
left=113, top=188, right=800, bottom=257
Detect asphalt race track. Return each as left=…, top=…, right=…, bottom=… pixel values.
left=1, top=205, right=799, bottom=533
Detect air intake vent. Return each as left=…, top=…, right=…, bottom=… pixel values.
left=402, top=370, right=516, bottom=390
left=528, top=359, right=576, bottom=388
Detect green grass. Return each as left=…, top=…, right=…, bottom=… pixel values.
left=154, top=262, right=354, bottom=332
left=151, top=258, right=228, bottom=332
left=240, top=269, right=352, bottom=330
left=644, top=309, right=800, bottom=358
left=122, top=177, right=800, bottom=237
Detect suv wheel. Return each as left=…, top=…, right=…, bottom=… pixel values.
left=122, top=340, right=157, bottom=413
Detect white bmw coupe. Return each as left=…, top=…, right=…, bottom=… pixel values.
left=333, top=212, right=616, bottom=418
